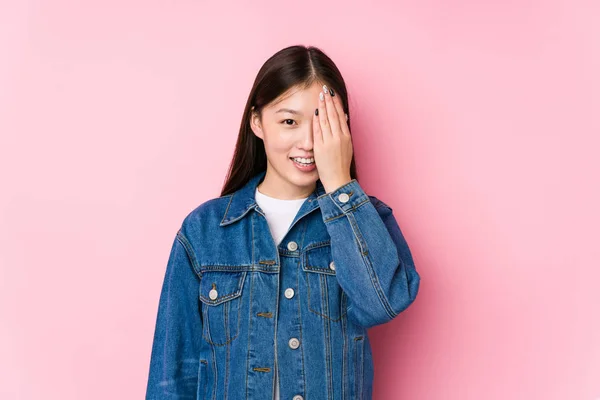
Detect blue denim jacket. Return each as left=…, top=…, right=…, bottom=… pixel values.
left=146, top=170, right=421, bottom=399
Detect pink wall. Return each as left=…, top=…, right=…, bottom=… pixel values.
left=1, top=1, right=598, bottom=399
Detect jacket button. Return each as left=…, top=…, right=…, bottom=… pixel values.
left=329, top=261, right=336, bottom=271
left=338, top=193, right=350, bottom=203
left=284, top=288, right=295, bottom=299
left=287, top=241, right=298, bottom=251
left=293, top=396, right=304, bottom=400
left=209, top=288, right=218, bottom=300
left=288, top=338, right=300, bottom=349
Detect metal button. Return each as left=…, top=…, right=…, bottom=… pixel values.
left=329, top=261, right=336, bottom=271
left=288, top=337, right=300, bottom=349
left=293, top=396, right=304, bottom=400
left=287, top=241, right=298, bottom=251
left=338, top=193, right=350, bottom=203
left=209, top=289, right=218, bottom=300
left=284, top=288, right=295, bottom=299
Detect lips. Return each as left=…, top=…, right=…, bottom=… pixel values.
left=290, top=157, right=316, bottom=172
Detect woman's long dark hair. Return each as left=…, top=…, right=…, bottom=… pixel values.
left=220, top=45, right=359, bottom=197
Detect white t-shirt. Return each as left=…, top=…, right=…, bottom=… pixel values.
left=255, top=186, right=309, bottom=400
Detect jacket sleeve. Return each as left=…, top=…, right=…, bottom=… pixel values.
left=316, top=179, right=421, bottom=329
left=145, top=228, right=203, bottom=399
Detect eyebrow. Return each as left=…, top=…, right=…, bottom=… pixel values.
left=275, top=108, right=303, bottom=115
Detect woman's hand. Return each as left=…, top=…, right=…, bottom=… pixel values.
left=313, top=84, right=353, bottom=194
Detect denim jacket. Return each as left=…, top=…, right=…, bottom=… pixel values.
left=145, top=170, right=421, bottom=400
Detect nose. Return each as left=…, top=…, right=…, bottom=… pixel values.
left=296, top=126, right=314, bottom=151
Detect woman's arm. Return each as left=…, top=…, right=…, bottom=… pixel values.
left=317, top=179, right=421, bottom=329
left=145, top=228, right=203, bottom=399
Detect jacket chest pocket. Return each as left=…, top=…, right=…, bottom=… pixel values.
left=302, top=244, right=347, bottom=322
left=199, top=270, right=247, bottom=346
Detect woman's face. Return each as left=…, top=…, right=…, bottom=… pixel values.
left=250, top=82, right=325, bottom=199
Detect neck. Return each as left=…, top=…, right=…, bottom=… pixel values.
left=257, top=167, right=316, bottom=200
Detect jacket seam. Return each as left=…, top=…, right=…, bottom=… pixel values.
left=176, top=229, right=203, bottom=280
left=346, top=212, right=397, bottom=321
left=322, top=198, right=371, bottom=223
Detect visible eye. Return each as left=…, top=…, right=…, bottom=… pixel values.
left=281, top=119, right=297, bottom=126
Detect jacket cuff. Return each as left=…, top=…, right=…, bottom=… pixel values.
left=316, top=179, right=370, bottom=221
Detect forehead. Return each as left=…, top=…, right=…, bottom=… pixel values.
left=266, top=82, right=324, bottom=111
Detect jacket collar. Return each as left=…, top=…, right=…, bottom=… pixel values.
left=220, top=170, right=327, bottom=226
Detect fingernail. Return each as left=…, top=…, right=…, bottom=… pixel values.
left=323, top=84, right=328, bottom=94
left=329, top=88, right=335, bottom=97
left=319, top=92, right=324, bottom=101
left=315, top=108, right=319, bottom=116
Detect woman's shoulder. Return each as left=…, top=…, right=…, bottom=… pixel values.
left=180, top=194, right=234, bottom=229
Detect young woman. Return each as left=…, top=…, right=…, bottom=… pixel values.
left=145, top=45, right=421, bottom=400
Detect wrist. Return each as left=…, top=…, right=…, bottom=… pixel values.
left=322, top=176, right=352, bottom=194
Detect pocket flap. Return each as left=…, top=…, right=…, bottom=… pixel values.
left=199, top=270, right=246, bottom=306
left=303, top=244, right=336, bottom=276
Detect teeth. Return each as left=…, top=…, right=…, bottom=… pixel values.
left=292, top=157, right=314, bottom=165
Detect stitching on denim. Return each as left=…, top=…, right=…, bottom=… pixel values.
left=316, top=179, right=358, bottom=200
left=221, top=206, right=255, bottom=225
left=304, top=270, right=347, bottom=322
left=287, top=201, right=322, bottom=232
left=272, top=237, right=281, bottom=400
left=224, top=301, right=230, bottom=399
left=304, top=246, right=336, bottom=275
left=323, top=273, right=333, bottom=399
left=176, top=229, right=203, bottom=279
left=203, top=301, right=212, bottom=343
left=303, top=245, right=347, bottom=322
left=210, top=336, right=217, bottom=400
left=354, top=336, right=364, bottom=400
left=303, top=239, right=331, bottom=251
left=305, top=265, right=336, bottom=275
left=220, top=194, right=234, bottom=225
left=201, top=271, right=247, bottom=346
left=330, top=191, right=368, bottom=216
left=199, top=360, right=208, bottom=400
left=209, top=293, right=243, bottom=346
left=251, top=211, right=255, bottom=272
left=346, top=212, right=397, bottom=320
left=245, top=218, right=255, bottom=400
left=341, top=293, right=348, bottom=400
left=359, top=336, right=365, bottom=399
left=321, top=279, right=328, bottom=398
left=298, top=224, right=308, bottom=397
left=199, top=271, right=245, bottom=306
left=200, top=264, right=254, bottom=270
left=322, top=198, right=370, bottom=223
left=199, top=264, right=279, bottom=274
left=199, top=291, right=241, bottom=305
left=299, top=217, right=309, bottom=250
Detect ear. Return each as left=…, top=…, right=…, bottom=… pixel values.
left=249, top=107, right=264, bottom=140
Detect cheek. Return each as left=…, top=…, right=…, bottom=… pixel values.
left=264, top=131, right=294, bottom=153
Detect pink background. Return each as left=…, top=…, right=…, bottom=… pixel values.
left=1, top=1, right=599, bottom=399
